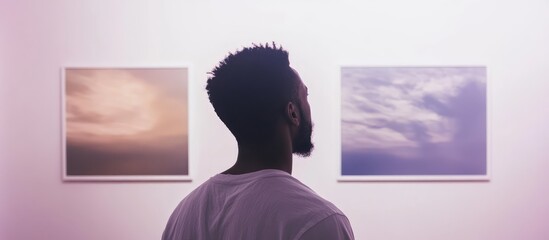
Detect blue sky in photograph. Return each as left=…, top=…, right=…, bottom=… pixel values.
left=341, top=67, right=486, bottom=175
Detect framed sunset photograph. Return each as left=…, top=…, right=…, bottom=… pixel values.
left=339, top=66, right=489, bottom=181
left=62, top=67, right=191, bottom=181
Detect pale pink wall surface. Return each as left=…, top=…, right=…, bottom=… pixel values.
left=1, top=0, right=549, bottom=240
left=0, top=2, right=8, bottom=236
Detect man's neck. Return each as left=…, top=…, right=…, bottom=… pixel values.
left=222, top=140, right=293, bottom=175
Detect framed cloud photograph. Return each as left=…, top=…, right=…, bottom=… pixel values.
left=339, top=66, right=489, bottom=181
left=62, top=67, right=191, bottom=181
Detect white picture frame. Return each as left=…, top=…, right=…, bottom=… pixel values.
left=61, top=65, right=194, bottom=181
left=338, top=66, right=491, bottom=182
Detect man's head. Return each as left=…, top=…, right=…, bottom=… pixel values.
left=206, top=43, right=314, bottom=156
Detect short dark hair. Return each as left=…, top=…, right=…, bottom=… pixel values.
left=206, top=43, right=299, bottom=143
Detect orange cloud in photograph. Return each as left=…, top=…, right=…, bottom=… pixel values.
left=65, top=68, right=189, bottom=176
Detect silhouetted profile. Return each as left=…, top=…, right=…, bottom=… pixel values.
left=162, top=43, right=354, bottom=240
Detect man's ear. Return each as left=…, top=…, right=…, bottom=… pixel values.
left=286, top=102, right=300, bottom=126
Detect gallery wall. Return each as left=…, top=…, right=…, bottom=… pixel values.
left=1, top=0, right=549, bottom=239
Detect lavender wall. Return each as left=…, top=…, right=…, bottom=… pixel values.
left=1, top=0, right=549, bottom=239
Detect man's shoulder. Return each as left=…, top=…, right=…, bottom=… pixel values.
left=251, top=175, right=351, bottom=238
left=184, top=170, right=344, bottom=217
left=252, top=174, right=344, bottom=215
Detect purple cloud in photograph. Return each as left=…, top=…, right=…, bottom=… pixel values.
left=341, top=67, right=487, bottom=176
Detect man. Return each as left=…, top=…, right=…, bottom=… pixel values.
left=162, top=43, right=354, bottom=240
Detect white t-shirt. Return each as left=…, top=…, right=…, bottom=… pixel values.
left=162, top=169, right=354, bottom=240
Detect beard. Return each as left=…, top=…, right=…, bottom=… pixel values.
left=292, top=112, right=314, bottom=157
